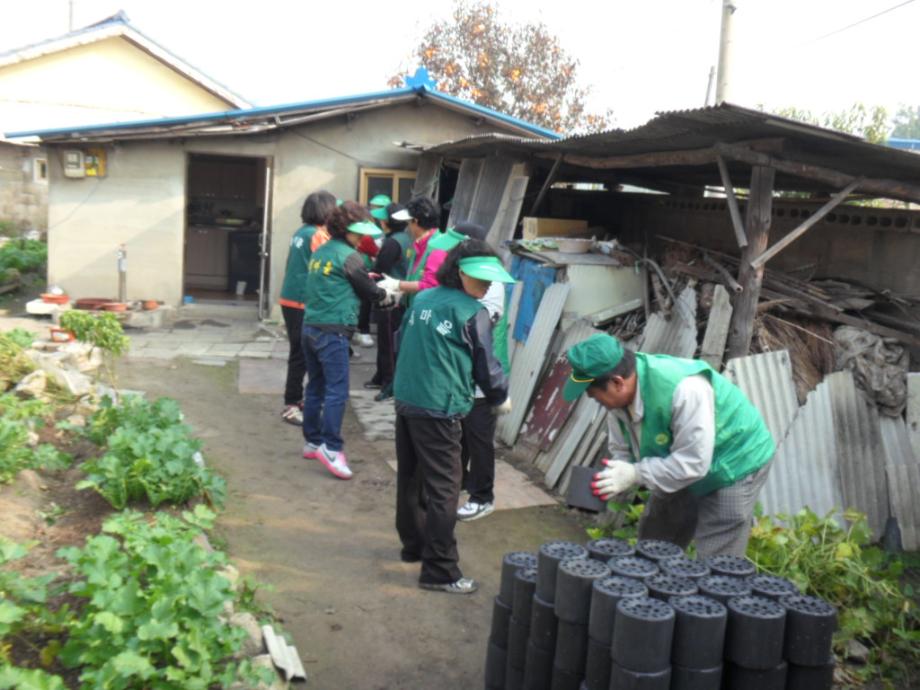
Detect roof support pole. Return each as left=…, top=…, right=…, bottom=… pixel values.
left=528, top=154, right=563, bottom=216
left=715, top=153, right=748, bottom=247
left=727, top=165, right=775, bottom=359
left=749, top=178, right=862, bottom=270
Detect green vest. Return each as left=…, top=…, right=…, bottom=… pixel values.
left=622, top=353, right=775, bottom=497
left=303, top=239, right=360, bottom=327
left=404, top=230, right=437, bottom=308
left=394, top=286, right=484, bottom=416
left=389, top=230, right=412, bottom=279
left=279, top=225, right=317, bottom=305
left=492, top=298, right=511, bottom=375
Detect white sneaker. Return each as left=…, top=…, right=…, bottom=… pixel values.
left=457, top=500, right=494, bottom=522
left=317, top=444, right=353, bottom=480
left=354, top=333, right=375, bottom=348
left=281, top=405, right=303, bottom=425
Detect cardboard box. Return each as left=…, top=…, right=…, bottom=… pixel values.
left=522, top=217, right=588, bottom=240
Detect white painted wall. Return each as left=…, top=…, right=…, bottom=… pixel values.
left=45, top=100, right=522, bottom=309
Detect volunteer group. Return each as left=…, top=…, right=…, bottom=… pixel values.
left=277, top=190, right=775, bottom=595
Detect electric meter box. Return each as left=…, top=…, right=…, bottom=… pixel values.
left=62, top=150, right=85, bottom=178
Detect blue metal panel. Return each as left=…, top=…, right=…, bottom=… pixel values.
left=510, top=256, right=557, bottom=344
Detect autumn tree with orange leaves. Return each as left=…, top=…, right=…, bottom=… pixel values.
left=390, top=1, right=614, bottom=134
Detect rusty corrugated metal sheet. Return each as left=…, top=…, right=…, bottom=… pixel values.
left=638, top=286, right=697, bottom=357
left=830, top=373, right=890, bottom=539
left=724, top=351, right=798, bottom=446
left=879, top=416, right=920, bottom=550
left=758, top=373, right=844, bottom=522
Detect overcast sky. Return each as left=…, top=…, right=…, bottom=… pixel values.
left=5, top=0, right=919, bottom=128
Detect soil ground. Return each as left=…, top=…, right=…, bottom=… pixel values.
left=115, top=357, right=587, bottom=690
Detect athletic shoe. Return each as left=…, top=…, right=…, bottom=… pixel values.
left=302, top=442, right=320, bottom=459
left=353, top=333, right=375, bottom=348
left=419, top=577, right=479, bottom=594
left=281, top=405, right=303, bottom=425
left=374, top=387, right=393, bottom=402
left=457, top=500, right=495, bottom=522
left=363, top=380, right=382, bottom=390
left=349, top=348, right=361, bottom=360
left=316, top=444, right=353, bottom=480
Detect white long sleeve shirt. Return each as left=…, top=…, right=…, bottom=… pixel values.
left=474, top=282, right=506, bottom=400
left=606, top=374, right=716, bottom=494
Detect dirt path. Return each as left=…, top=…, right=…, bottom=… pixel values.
left=118, top=358, right=586, bottom=690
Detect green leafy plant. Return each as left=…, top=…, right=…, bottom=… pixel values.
left=0, top=396, right=71, bottom=484
left=58, top=311, right=129, bottom=388
left=0, top=333, right=36, bottom=392
left=747, top=508, right=920, bottom=686
left=0, top=539, right=67, bottom=688
left=56, top=508, right=269, bottom=690
left=2, top=329, right=34, bottom=349
left=586, top=489, right=648, bottom=543
left=79, top=395, right=225, bottom=509
left=0, top=240, right=46, bottom=275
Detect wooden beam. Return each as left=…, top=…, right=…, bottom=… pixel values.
left=703, top=253, right=742, bottom=293
left=727, top=165, right=775, bottom=359
left=715, top=154, right=748, bottom=247
left=750, top=179, right=862, bottom=269
left=528, top=154, right=563, bottom=216
left=700, top=284, right=733, bottom=370
left=715, top=142, right=920, bottom=204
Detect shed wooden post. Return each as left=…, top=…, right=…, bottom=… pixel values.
left=727, top=165, right=775, bottom=359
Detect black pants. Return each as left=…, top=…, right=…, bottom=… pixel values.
left=358, top=297, right=371, bottom=335
left=395, top=414, right=464, bottom=584
left=461, top=398, right=497, bottom=504
left=373, top=305, right=403, bottom=387
left=281, top=305, right=305, bottom=406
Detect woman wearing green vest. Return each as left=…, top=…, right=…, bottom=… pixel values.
left=277, top=190, right=337, bottom=426
left=393, top=239, right=514, bottom=594
left=379, top=197, right=442, bottom=302
left=365, top=203, right=412, bottom=400
left=563, top=334, right=775, bottom=557
left=302, top=201, right=392, bottom=480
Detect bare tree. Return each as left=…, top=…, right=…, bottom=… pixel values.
left=390, top=1, right=613, bottom=134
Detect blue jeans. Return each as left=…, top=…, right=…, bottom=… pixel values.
left=301, top=326, right=350, bottom=452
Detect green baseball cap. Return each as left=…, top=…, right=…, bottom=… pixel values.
left=563, top=334, right=625, bottom=401
left=369, top=194, right=391, bottom=207
left=458, top=256, right=516, bottom=284
left=347, top=221, right=383, bottom=238
left=369, top=207, right=389, bottom=220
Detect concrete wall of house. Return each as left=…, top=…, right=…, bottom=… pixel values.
left=0, top=37, right=232, bottom=133
left=0, top=143, right=48, bottom=232
left=45, top=100, right=520, bottom=308
left=46, top=141, right=186, bottom=301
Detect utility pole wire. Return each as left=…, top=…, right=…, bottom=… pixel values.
left=808, top=0, right=917, bottom=44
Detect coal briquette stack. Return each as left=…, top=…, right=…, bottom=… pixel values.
left=585, top=537, right=634, bottom=562
left=611, top=596, right=675, bottom=674
left=536, top=541, right=589, bottom=603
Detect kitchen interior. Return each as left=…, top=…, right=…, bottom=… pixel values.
left=184, top=154, right=268, bottom=304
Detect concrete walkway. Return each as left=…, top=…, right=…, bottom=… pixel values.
left=125, top=318, right=287, bottom=362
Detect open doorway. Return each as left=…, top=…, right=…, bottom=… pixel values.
left=184, top=154, right=271, bottom=313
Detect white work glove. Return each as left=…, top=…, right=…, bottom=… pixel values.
left=493, top=397, right=512, bottom=415
left=377, top=274, right=401, bottom=294
left=379, top=290, right=401, bottom=308
left=592, top=459, right=640, bottom=500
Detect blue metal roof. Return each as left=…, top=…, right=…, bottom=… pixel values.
left=6, top=68, right=560, bottom=140
left=888, top=137, right=920, bottom=152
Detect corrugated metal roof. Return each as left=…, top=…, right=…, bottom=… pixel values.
left=879, top=416, right=920, bottom=550
left=426, top=103, right=920, bottom=196
left=831, top=373, right=890, bottom=539
left=498, top=282, right=570, bottom=446
left=638, top=286, right=697, bottom=357
left=759, top=372, right=845, bottom=522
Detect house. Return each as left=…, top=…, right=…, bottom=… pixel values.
left=6, top=68, right=558, bottom=316
left=0, top=11, right=250, bottom=233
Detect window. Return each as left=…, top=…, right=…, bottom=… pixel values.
left=359, top=168, right=416, bottom=205
left=33, top=158, right=48, bottom=182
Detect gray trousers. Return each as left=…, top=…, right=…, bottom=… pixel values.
left=637, top=458, right=773, bottom=558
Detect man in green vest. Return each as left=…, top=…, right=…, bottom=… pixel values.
left=563, top=334, right=775, bottom=557
left=394, top=239, right=514, bottom=594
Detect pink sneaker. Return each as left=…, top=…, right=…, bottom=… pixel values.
left=317, top=444, right=353, bottom=480
left=303, top=443, right=320, bottom=459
